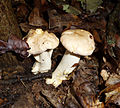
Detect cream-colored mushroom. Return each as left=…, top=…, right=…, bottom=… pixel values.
left=25, top=28, right=59, bottom=74
left=46, top=29, right=95, bottom=87
left=32, top=49, right=53, bottom=73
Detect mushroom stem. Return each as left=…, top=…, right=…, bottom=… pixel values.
left=32, top=49, right=53, bottom=74
left=46, top=50, right=80, bottom=87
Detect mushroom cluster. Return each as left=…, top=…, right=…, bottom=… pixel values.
left=46, top=29, right=95, bottom=87
left=24, top=28, right=59, bottom=74
left=25, top=28, right=95, bottom=88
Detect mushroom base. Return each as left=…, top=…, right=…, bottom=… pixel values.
left=46, top=50, right=80, bottom=87
left=32, top=50, right=53, bottom=74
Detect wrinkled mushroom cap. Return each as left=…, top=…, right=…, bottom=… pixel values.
left=26, top=29, right=59, bottom=55
left=60, top=29, right=95, bottom=56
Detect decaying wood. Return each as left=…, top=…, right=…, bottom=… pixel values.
left=0, top=0, right=23, bottom=69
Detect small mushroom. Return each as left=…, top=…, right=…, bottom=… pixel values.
left=46, top=29, right=95, bottom=87
left=25, top=28, right=59, bottom=74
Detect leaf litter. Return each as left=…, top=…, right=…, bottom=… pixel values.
left=0, top=0, right=120, bottom=107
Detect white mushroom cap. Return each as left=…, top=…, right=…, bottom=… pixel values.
left=26, top=29, right=59, bottom=55
left=60, top=29, right=95, bottom=56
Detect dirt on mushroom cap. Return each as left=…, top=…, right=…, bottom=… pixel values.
left=26, top=29, right=59, bottom=55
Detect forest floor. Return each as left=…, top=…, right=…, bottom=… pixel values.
left=0, top=0, right=120, bottom=108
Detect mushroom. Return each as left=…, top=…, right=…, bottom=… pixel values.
left=25, top=28, right=59, bottom=74
left=46, top=29, right=95, bottom=87
left=32, top=49, right=53, bottom=73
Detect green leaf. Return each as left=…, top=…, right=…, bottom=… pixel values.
left=63, top=4, right=81, bottom=15
left=63, top=4, right=69, bottom=11
left=77, top=0, right=103, bottom=13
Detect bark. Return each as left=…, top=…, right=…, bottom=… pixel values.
left=0, top=0, right=22, bottom=69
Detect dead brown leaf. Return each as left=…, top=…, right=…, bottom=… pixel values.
left=93, top=30, right=102, bottom=43
left=28, top=7, right=48, bottom=27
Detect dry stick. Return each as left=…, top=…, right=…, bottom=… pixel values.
left=0, top=72, right=52, bottom=84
